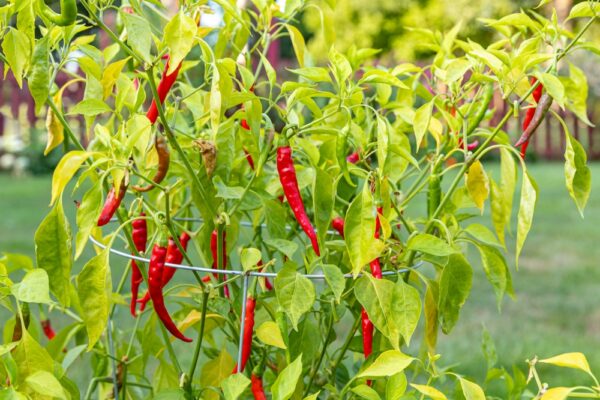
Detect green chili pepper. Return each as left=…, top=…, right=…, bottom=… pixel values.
left=427, top=160, right=443, bottom=219
left=465, top=82, right=494, bottom=137
left=40, top=0, right=77, bottom=26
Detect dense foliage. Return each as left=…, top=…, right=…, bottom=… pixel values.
left=0, top=0, right=599, bottom=399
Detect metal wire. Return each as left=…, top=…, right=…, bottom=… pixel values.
left=98, top=217, right=423, bottom=392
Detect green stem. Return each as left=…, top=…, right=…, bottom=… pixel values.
left=304, top=310, right=334, bottom=396
left=187, top=290, right=210, bottom=389
left=330, top=314, right=361, bottom=378
left=159, top=323, right=182, bottom=374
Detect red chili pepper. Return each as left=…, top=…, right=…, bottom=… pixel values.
left=251, top=373, right=267, bottom=400
left=130, top=213, right=147, bottom=316
left=232, top=296, right=256, bottom=373
left=514, top=92, right=552, bottom=149
left=346, top=152, right=360, bottom=164
left=148, top=240, right=192, bottom=342
left=332, top=216, right=345, bottom=237
left=211, top=230, right=230, bottom=298
left=241, top=119, right=250, bottom=131
left=97, top=178, right=128, bottom=227
left=138, top=231, right=190, bottom=312
left=41, top=319, right=56, bottom=340
left=519, top=78, right=544, bottom=159
left=146, top=58, right=182, bottom=125
left=244, top=149, right=255, bottom=170
left=277, top=146, right=320, bottom=256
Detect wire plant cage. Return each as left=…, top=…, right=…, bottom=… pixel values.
left=89, top=217, right=423, bottom=398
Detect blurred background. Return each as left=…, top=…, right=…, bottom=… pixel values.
left=1, top=0, right=600, bottom=386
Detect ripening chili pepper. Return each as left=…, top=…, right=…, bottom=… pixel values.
left=130, top=213, right=147, bottom=316
left=277, top=145, right=320, bottom=256
left=146, top=58, right=182, bottom=125
left=519, top=78, right=544, bottom=159
left=346, top=151, right=360, bottom=164
left=139, top=231, right=191, bottom=312
left=244, top=149, right=255, bottom=170
left=232, top=295, right=256, bottom=373
left=133, top=134, right=170, bottom=192
left=148, top=237, right=192, bottom=342
left=514, top=93, right=553, bottom=148
left=40, top=0, right=77, bottom=26
left=251, top=373, right=267, bottom=400
left=211, top=230, right=230, bottom=298
left=97, top=178, right=128, bottom=227
left=331, top=216, right=345, bottom=237
left=41, top=319, right=56, bottom=340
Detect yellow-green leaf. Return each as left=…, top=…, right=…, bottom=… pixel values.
left=515, top=171, right=538, bottom=266
left=163, top=11, right=197, bottom=75
left=200, top=349, right=235, bottom=400
left=540, top=353, right=592, bottom=375
left=2, top=28, right=31, bottom=88
left=286, top=24, right=306, bottom=67
left=44, top=93, right=64, bottom=155
left=541, top=387, right=574, bottom=400
left=50, top=150, right=90, bottom=206
left=466, top=160, right=489, bottom=213
left=459, top=377, right=486, bottom=400
left=410, top=384, right=447, bottom=400
left=256, top=321, right=287, bottom=349
left=25, top=371, right=67, bottom=400
left=564, top=131, right=591, bottom=216
left=357, top=350, right=414, bottom=378
left=101, top=58, right=130, bottom=100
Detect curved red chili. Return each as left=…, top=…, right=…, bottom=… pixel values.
left=514, top=93, right=552, bottom=148
left=130, top=213, right=147, bottom=316
left=146, top=58, right=182, bottom=125
left=148, top=242, right=192, bottom=342
left=251, top=373, right=267, bottom=400
left=97, top=179, right=128, bottom=227
left=519, top=78, right=544, bottom=158
left=232, top=296, right=256, bottom=373
left=277, top=146, right=320, bottom=256
left=133, top=134, right=170, bottom=192
left=138, top=231, right=190, bottom=312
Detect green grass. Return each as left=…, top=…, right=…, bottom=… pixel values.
left=1, top=163, right=599, bottom=389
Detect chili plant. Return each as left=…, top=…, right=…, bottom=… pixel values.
left=0, top=0, right=598, bottom=399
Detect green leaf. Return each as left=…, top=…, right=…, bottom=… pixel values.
left=393, top=279, right=422, bottom=345
left=466, top=160, right=489, bottom=213
left=34, top=198, right=72, bottom=307
left=77, top=249, right=111, bottom=350
left=25, top=371, right=67, bottom=400
left=101, top=58, right=130, bottom=100
left=357, top=350, right=414, bottom=378
left=407, top=234, right=454, bottom=257
left=463, top=224, right=501, bottom=248
left=414, top=101, right=433, bottom=149
left=410, top=384, right=447, bottom=400
left=75, top=182, right=102, bottom=259
left=476, top=245, right=508, bottom=309
left=351, top=385, right=381, bottom=400
left=322, top=264, right=345, bottom=303
left=264, top=238, right=298, bottom=260
left=438, top=254, right=472, bottom=334
left=122, top=12, right=152, bottom=62
left=539, top=352, right=592, bottom=375
left=275, top=262, right=315, bottom=330
left=240, top=248, right=261, bottom=272
left=345, top=184, right=384, bottom=276
left=199, top=349, right=235, bottom=395
left=210, top=62, right=222, bottom=133
left=567, top=1, right=600, bottom=20
left=11, top=269, right=51, bottom=304
left=163, top=11, right=197, bottom=74
left=539, top=73, right=565, bottom=108
left=515, top=171, right=538, bottom=266
left=50, top=150, right=89, bottom=206
left=2, top=28, right=31, bottom=88
left=13, top=330, right=54, bottom=378
left=386, top=373, right=407, bottom=400
left=286, top=24, right=306, bottom=67
left=69, top=99, right=112, bottom=116
left=564, top=131, right=591, bottom=216
left=490, top=148, right=516, bottom=248
left=313, top=168, right=334, bottom=251
left=459, top=377, right=486, bottom=400
left=541, top=387, right=574, bottom=400
left=28, top=36, right=49, bottom=114
left=289, top=67, right=331, bottom=82
left=256, top=321, right=287, bottom=349
left=272, top=355, right=303, bottom=400
left=221, top=373, right=251, bottom=400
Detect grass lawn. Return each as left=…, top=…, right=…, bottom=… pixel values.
left=1, top=162, right=599, bottom=389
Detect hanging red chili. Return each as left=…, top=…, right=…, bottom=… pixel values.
left=332, top=216, right=345, bottom=238
left=514, top=93, right=552, bottom=148
left=97, top=178, right=128, bottom=227
left=148, top=239, right=192, bottom=342
left=130, top=213, right=147, bottom=316
left=211, top=230, right=230, bottom=298
left=232, top=295, right=256, bottom=373
left=519, top=78, right=544, bottom=159
left=251, top=373, right=267, bottom=400
left=132, top=134, right=170, bottom=192
left=41, top=319, right=56, bottom=340
left=277, top=145, right=320, bottom=256
left=146, top=58, right=182, bottom=125
left=139, top=231, right=190, bottom=312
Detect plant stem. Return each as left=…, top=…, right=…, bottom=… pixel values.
left=304, top=310, right=334, bottom=396
left=159, top=323, right=182, bottom=374
left=330, top=314, right=361, bottom=378
left=187, top=290, right=210, bottom=391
